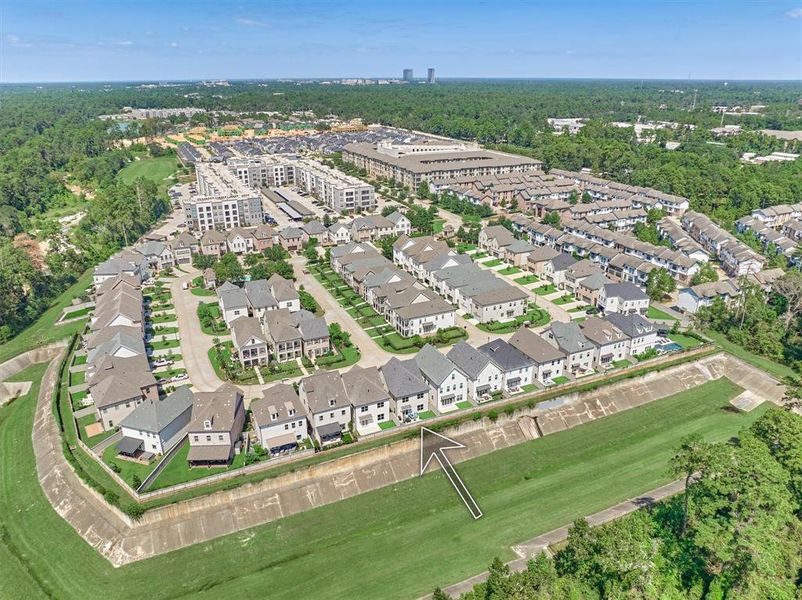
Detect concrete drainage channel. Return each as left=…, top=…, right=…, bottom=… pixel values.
left=28, top=349, right=785, bottom=567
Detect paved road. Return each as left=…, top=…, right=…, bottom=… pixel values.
left=292, top=256, right=398, bottom=368
left=423, top=478, right=686, bottom=600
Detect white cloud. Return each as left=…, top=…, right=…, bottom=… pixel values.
left=786, top=7, right=802, bottom=18
left=235, top=17, right=269, bottom=27
left=115, top=40, right=134, bottom=46
left=170, top=41, right=179, bottom=48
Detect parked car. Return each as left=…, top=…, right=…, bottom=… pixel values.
left=153, top=358, right=173, bottom=368
left=171, top=373, right=189, bottom=382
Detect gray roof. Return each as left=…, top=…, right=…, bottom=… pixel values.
left=295, top=315, right=329, bottom=341
left=379, top=357, right=429, bottom=399
left=119, top=386, right=194, bottom=434
left=505, top=239, right=536, bottom=254
left=385, top=211, right=408, bottom=225
left=508, top=327, right=566, bottom=364
left=137, top=240, right=169, bottom=257
left=301, top=371, right=349, bottom=414
left=267, top=274, right=300, bottom=303
left=244, top=279, right=278, bottom=309
left=447, top=341, right=492, bottom=379
left=550, top=253, right=577, bottom=272
left=189, top=383, right=244, bottom=433
left=342, top=366, right=391, bottom=407
left=217, top=283, right=248, bottom=310
left=230, top=316, right=266, bottom=347
left=251, top=384, right=307, bottom=428
left=528, top=246, right=560, bottom=263
left=579, top=316, right=627, bottom=347
left=604, top=313, right=656, bottom=338
left=477, top=339, right=534, bottom=371
left=547, top=321, right=593, bottom=354
left=578, top=272, right=610, bottom=291
left=302, top=220, right=327, bottom=235
left=603, top=282, right=649, bottom=302
left=414, top=344, right=458, bottom=385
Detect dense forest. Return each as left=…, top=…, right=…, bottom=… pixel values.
left=432, top=408, right=802, bottom=600
left=1, top=79, right=801, bottom=341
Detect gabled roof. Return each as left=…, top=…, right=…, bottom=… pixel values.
left=244, top=279, right=277, bottom=310
left=414, top=344, right=458, bottom=385
left=547, top=321, right=593, bottom=354
left=230, top=316, right=266, bottom=348
left=120, top=386, right=194, bottom=434
left=603, top=282, right=649, bottom=302
left=508, top=326, right=566, bottom=364
left=477, top=339, right=534, bottom=371
left=267, top=274, right=299, bottom=303
left=342, top=366, right=390, bottom=407
left=300, top=371, right=349, bottom=414
left=447, top=341, right=493, bottom=379
left=217, top=282, right=248, bottom=310
left=385, top=211, right=409, bottom=225
left=579, top=316, right=627, bottom=347
left=251, top=384, right=307, bottom=428
left=189, top=383, right=243, bottom=433
left=380, top=357, right=429, bottom=399
left=604, top=313, right=655, bottom=338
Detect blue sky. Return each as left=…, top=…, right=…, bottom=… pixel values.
left=1, top=0, right=801, bottom=82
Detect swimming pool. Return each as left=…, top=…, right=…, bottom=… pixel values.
left=660, top=342, right=683, bottom=352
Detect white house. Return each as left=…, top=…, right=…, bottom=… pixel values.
left=230, top=316, right=269, bottom=367
left=508, top=327, right=566, bottom=386
left=379, top=357, right=431, bottom=424
left=579, top=316, right=629, bottom=368
left=676, top=279, right=740, bottom=314
left=476, top=339, right=535, bottom=393
left=414, top=344, right=467, bottom=413
left=447, top=341, right=504, bottom=401
left=216, top=282, right=249, bottom=326
left=117, top=386, right=194, bottom=456
left=605, top=313, right=660, bottom=357
left=598, top=282, right=650, bottom=315
left=250, top=384, right=309, bottom=453
left=386, top=211, right=412, bottom=236
left=298, top=371, right=352, bottom=445
left=327, top=222, right=352, bottom=245
left=343, top=366, right=393, bottom=435
left=543, top=322, right=596, bottom=376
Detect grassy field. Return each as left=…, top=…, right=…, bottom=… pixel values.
left=117, top=156, right=179, bottom=195
left=0, top=364, right=765, bottom=600
left=705, top=329, right=795, bottom=380
left=647, top=306, right=676, bottom=321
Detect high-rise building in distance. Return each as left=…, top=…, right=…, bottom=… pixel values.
left=427, top=68, right=436, bottom=84
left=403, top=68, right=413, bottom=81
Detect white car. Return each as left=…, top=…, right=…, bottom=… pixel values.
left=153, top=358, right=173, bottom=368
left=171, top=373, right=189, bottom=382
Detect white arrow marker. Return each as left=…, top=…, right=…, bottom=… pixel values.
left=420, top=427, right=483, bottom=520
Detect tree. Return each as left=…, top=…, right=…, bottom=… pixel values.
left=431, top=588, right=451, bottom=600
left=131, top=474, right=142, bottom=489
left=328, top=322, right=352, bottom=348
left=378, top=234, right=399, bottom=260
left=772, top=270, right=802, bottom=329
left=646, top=268, right=675, bottom=301
left=542, top=211, right=560, bottom=227
left=192, top=253, right=216, bottom=270
left=416, top=181, right=431, bottom=200
left=690, top=262, right=718, bottom=286
left=669, top=434, right=709, bottom=537
left=213, top=253, right=243, bottom=283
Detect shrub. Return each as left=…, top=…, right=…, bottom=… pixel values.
left=123, top=503, right=145, bottom=520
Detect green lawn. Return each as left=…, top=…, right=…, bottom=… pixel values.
left=262, top=361, right=303, bottom=383
left=533, top=284, right=558, bottom=296
left=102, top=445, right=158, bottom=489
left=117, top=155, right=179, bottom=195
left=456, top=243, right=477, bottom=253
left=149, top=441, right=246, bottom=491
left=551, top=375, right=570, bottom=385
left=432, top=219, right=444, bottom=233
left=62, top=306, right=91, bottom=320
left=498, top=266, right=521, bottom=276
left=667, top=333, right=704, bottom=350
left=456, top=401, right=473, bottom=410
left=0, top=367, right=765, bottom=600
left=190, top=287, right=216, bottom=297
left=147, top=339, right=180, bottom=351
left=514, top=274, right=538, bottom=285
left=378, top=421, right=397, bottom=430
left=316, top=346, right=361, bottom=370
left=417, top=410, right=436, bottom=420
left=70, top=371, right=85, bottom=386
left=72, top=355, right=87, bottom=366
left=552, top=294, right=575, bottom=306
left=612, top=359, right=632, bottom=369
left=475, top=307, right=550, bottom=334
left=647, top=306, right=676, bottom=321
left=520, top=384, right=537, bottom=393
left=76, top=414, right=116, bottom=447
left=704, top=330, right=795, bottom=381
left=482, top=258, right=504, bottom=267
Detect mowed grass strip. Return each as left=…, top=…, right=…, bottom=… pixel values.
left=0, top=371, right=762, bottom=600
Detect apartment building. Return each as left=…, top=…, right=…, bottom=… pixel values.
left=343, top=141, right=542, bottom=189
left=184, top=162, right=263, bottom=231
left=294, top=158, right=376, bottom=213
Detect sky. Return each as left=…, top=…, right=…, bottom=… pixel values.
left=1, top=0, right=801, bottom=82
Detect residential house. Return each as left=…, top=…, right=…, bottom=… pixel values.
left=414, top=344, right=467, bottom=413
left=598, top=282, right=650, bottom=315
left=605, top=313, right=659, bottom=357
left=250, top=384, right=309, bottom=453
left=379, top=357, right=431, bottom=424
left=579, top=316, right=629, bottom=368
left=187, top=384, right=246, bottom=466
left=478, top=225, right=516, bottom=258
left=117, top=386, right=194, bottom=456
left=544, top=253, right=578, bottom=286
left=575, top=272, right=611, bottom=306
left=298, top=371, right=352, bottom=444
left=677, top=279, right=741, bottom=314
left=386, top=210, right=412, bottom=236
left=90, top=355, right=159, bottom=430
left=92, top=250, right=148, bottom=285
left=200, top=230, right=227, bottom=257
left=327, top=222, right=352, bottom=245
left=302, top=220, right=328, bottom=245
left=447, top=341, right=504, bottom=401
left=90, top=288, right=144, bottom=333
left=252, top=224, right=276, bottom=251
left=384, top=287, right=455, bottom=337
left=476, top=339, right=535, bottom=393
left=268, top=274, right=301, bottom=312
left=526, top=246, right=560, bottom=276
left=504, top=239, right=537, bottom=267
left=264, top=308, right=330, bottom=361
left=136, top=241, right=175, bottom=271
left=171, top=232, right=199, bottom=265
left=543, top=321, right=595, bottom=376
left=203, top=268, right=216, bottom=289
left=216, top=282, right=249, bottom=326
left=230, top=316, right=269, bottom=367
left=350, top=215, right=395, bottom=242
left=343, top=366, right=393, bottom=435
left=243, top=279, right=278, bottom=322
left=508, top=326, right=566, bottom=385
left=226, top=227, right=256, bottom=254
left=277, top=226, right=307, bottom=252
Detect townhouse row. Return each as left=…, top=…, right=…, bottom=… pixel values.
left=680, top=211, right=765, bottom=277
